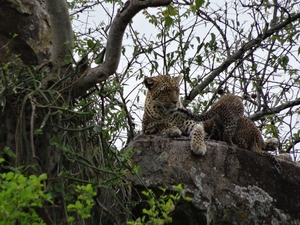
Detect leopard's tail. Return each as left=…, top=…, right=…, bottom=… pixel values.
left=176, top=108, right=204, bottom=121
left=261, top=151, right=283, bottom=174
left=261, top=138, right=282, bottom=174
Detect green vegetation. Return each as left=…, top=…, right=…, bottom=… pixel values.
left=128, top=184, right=192, bottom=225
left=1, top=0, right=300, bottom=223
left=0, top=162, right=51, bottom=225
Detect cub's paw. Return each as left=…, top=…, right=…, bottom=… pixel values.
left=163, top=127, right=182, bottom=137
left=190, top=124, right=206, bottom=155
left=190, top=140, right=207, bottom=155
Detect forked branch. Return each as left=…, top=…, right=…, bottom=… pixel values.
left=72, top=0, right=172, bottom=97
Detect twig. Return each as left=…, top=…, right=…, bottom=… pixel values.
left=30, top=96, right=37, bottom=159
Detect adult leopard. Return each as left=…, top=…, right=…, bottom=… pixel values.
left=142, top=75, right=207, bottom=155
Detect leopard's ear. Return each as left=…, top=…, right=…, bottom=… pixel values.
left=144, top=77, right=156, bottom=90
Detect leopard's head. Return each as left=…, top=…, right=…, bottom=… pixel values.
left=144, top=75, right=182, bottom=113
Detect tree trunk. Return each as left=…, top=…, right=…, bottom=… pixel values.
left=126, top=135, right=300, bottom=224
left=0, top=0, right=51, bottom=65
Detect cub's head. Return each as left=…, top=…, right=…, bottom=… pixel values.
left=144, top=75, right=182, bottom=112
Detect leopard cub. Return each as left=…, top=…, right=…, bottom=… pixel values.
left=178, top=94, right=244, bottom=147
left=142, top=75, right=206, bottom=155
left=177, top=96, right=282, bottom=174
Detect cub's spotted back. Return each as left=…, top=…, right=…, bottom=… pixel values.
left=179, top=94, right=244, bottom=147
left=178, top=108, right=282, bottom=174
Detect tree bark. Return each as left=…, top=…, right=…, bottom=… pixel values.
left=126, top=135, right=300, bottom=224
left=46, top=0, right=73, bottom=62
left=0, top=0, right=52, bottom=65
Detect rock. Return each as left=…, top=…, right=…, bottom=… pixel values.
left=126, top=135, right=300, bottom=225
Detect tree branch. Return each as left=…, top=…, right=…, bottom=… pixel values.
left=71, top=0, right=171, bottom=98
left=187, top=12, right=300, bottom=103
left=46, top=0, right=74, bottom=62
left=248, top=97, right=300, bottom=121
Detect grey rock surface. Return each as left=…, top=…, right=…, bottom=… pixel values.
left=126, top=134, right=300, bottom=225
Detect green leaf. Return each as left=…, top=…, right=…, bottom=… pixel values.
left=62, top=103, right=68, bottom=110
left=17, top=174, right=26, bottom=183
left=141, top=190, right=149, bottom=197
left=167, top=5, right=178, bottom=16
left=67, top=216, right=75, bottom=222
left=210, top=33, right=216, bottom=43
left=87, top=39, right=94, bottom=48
left=196, top=55, right=202, bottom=65
left=3, top=146, right=16, bottom=158
left=94, top=48, right=106, bottom=64
left=165, top=16, right=173, bottom=28
left=195, top=0, right=204, bottom=9
left=185, top=197, right=193, bottom=201
left=282, top=55, right=289, bottom=65
left=5, top=172, right=15, bottom=180
left=34, top=128, right=43, bottom=135
left=39, top=173, right=48, bottom=180
left=251, top=63, right=257, bottom=71
left=75, top=200, right=83, bottom=209
left=49, top=137, right=59, bottom=147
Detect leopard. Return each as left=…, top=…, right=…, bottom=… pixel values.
left=142, top=74, right=207, bottom=155
left=178, top=94, right=245, bottom=147
left=177, top=97, right=282, bottom=174
left=201, top=117, right=277, bottom=151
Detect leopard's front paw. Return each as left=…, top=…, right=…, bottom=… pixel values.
left=191, top=139, right=207, bottom=155
left=190, top=124, right=206, bottom=155
left=163, top=127, right=182, bottom=137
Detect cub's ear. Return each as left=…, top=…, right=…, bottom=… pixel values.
left=175, top=74, right=183, bottom=83
left=144, top=77, right=156, bottom=89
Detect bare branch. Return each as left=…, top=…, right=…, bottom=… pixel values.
left=286, top=139, right=300, bottom=153
left=71, top=0, right=171, bottom=97
left=46, top=0, right=74, bottom=62
left=187, top=12, right=300, bottom=103
left=197, top=9, right=230, bottom=56
left=248, top=98, right=300, bottom=121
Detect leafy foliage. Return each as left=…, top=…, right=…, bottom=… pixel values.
left=67, top=184, right=97, bottom=222
left=1, top=0, right=300, bottom=224
left=0, top=53, right=135, bottom=223
left=128, top=184, right=191, bottom=225
left=0, top=166, right=52, bottom=225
